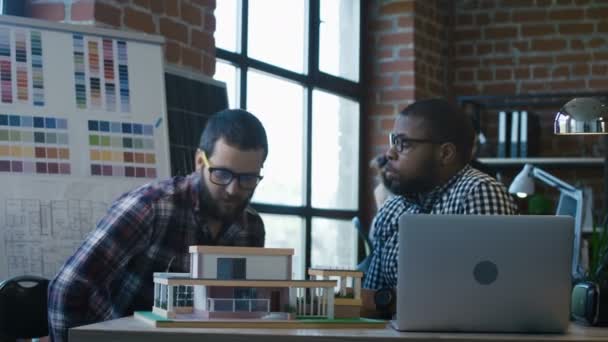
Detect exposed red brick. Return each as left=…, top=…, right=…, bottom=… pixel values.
left=477, top=69, right=492, bottom=81
left=495, top=68, right=512, bottom=80
left=398, top=74, right=415, bottom=86
left=501, top=0, right=536, bottom=6
left=476, top=13, right=490, bottom=25
left=371, top=19, right=395, bottom=31
left=476, top=43, right=492, bottom=55
left=512, top=10, right=546, bottom=22
left=594, top=51, right=608, bottom=60
left=164, top=41, right=180, bottom=64
left=457, top=14, right=473, bottom=26
left=369, top=104, right=395, bottom=116
left=398, top=48, right=414, bottom=58
left=150, top=0, right=164, bottom=14
left=398, top=16, right=414, bottom=28
left=203, top=53, right=216, bottom=76
left=380, top=1, right=414, bottom=15
left=379, top=60, right=415, bottom=73
left=494, top=11, right=511, bottom=22
left=72, top=0, right=95, bottom=21
left=29, top=3, right=65, bottom=21
left=381, top=89, right=415, bottom=102
left=559, top=23, right=594, bottom=35
left=485, top=26, right=518, bottom=39
left=589, top=79, right=608, bottom=89
left=482, top=82, right=517, bottom=94
left=521, top=24, right=555, bottom=36
left=166, top=0, right=180, bottom=17
left=94, top=2, right=121, bottom=28
left=521, top=82, right=547, bottom=92
left=132, top=0, right=150, bottom=9
left=531, top=39, right=567, bottom=51
left=457, top=70, right=474, bottom=82
left=181, top=1, right=201, bottom=26
left=555, top=54, right=591, bottom=63
left=514, top=68, right=530, bottom=79
left=204, top=13, right=216, bottom=32
left=457, top=44, right=474, bottom=55
left=379, top=32, right=414, bottom=46
left=455, top=29, right=482, bottom=40
left=572, top=64, right=589, bottom=76
left=588, top=38, right=606, bottom=48
left=193, top=0, right=216, bottom=9
left=532, top=67, right=549, bottom=78
left=124, top=7, right=155, bottom=34
left=519, top=56, right=554, bottom=64
left=552, top=65, right=570, bottom=78
left=586, top=6, right=608, bottom=20
left=159, top=17, right=188, bottom=44
left=550, top=80, right=587, bottom=90
left=599, top=22, right=608, bottom=33
left=571, top=40, right=584, bottom=50
left=549, top=9, right=584, bottom=20
left=191, top=29, right=213, bottom=51
left=182, top=47, right=202, bottom=70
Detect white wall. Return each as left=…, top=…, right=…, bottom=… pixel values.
left=199, top=253, right=289, bottom=280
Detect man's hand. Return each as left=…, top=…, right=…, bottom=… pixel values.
left=360, top=288, right=396, bottom=319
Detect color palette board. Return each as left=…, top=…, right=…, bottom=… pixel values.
left=0, top=26, right=45, bottom=107
left=88, top=120, right=156, bottom=178
left=0, top=114, right=70, bottom=175
left=73, top=35, right=130, bottom=112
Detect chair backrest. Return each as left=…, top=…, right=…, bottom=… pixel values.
left=0, top=275, right=49, bottom=339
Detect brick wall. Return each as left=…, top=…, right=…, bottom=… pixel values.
left=413, top=0, right=451, bottom=99
left=363, top=0, right=608, bottom=225
left=25, top=0, right=216, bottom=77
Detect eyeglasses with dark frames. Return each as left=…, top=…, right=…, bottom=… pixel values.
left=201, top=151, right=263, bottom=190
left=389, top=133, right=442, bottom=153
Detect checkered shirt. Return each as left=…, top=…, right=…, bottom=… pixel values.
left=363, top=165, right=517, bottom=290
left=47, top=172, right=265, bottom=342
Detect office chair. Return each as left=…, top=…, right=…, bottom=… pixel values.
left=353, top=217, right=373, bottom=273
left=0, top=275, right=49, bottom=341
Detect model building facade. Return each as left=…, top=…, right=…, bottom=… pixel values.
left=152, top=246, right=337, bottom=320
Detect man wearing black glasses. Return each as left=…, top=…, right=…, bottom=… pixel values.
left=48, top=109, right=268, bottom=341
left=362, top=99, right=517, bottom=318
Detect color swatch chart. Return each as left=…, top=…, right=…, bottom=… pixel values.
left=73, top=35, right=130, bottom=112
left=0, top=26, right=45, bottom=106
left=0, top=114, right=70, bottom=175
left=88, top=120, right=157, bottom=178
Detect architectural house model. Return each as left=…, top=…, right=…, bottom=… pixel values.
left=135, top=245, right=384, bottom=329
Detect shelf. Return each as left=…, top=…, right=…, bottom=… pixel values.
left=477, top=157, right=604, bottom=167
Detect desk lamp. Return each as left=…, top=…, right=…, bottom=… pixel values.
left=509, top=164, right=584, bottom=278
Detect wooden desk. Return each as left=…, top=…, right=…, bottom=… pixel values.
left=70, top=316, right=608, bottom=342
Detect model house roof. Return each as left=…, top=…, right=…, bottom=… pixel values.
left=188, top=246, right=294, bottom=256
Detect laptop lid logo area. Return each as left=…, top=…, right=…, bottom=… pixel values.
left=473, top=260, right=498, bottom=285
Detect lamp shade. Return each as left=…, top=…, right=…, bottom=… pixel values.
left=508, top=164, right=535, bottom=198
left=554, top=97, right=608, bottom=135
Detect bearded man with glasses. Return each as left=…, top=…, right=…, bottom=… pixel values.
left=48, top=109, right=268, bottom=341
left=361, top=99, right=517, bottom=318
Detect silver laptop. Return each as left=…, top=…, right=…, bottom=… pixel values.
left=392, top=214, right=573, bottom=333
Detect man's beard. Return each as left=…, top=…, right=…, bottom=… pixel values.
left=381, top=157, right=439, bottom=196
left=199, top=179, right=253, bottom=224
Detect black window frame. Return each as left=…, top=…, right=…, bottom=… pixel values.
left=216, top=0, right=365, bottom=274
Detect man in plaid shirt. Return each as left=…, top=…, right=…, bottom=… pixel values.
left=48, top=109, right=268, bottom=341
left=362, top=99, right=517, bottom=315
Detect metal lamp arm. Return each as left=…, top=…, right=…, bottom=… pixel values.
left=530, top=167, right=578, bottom=193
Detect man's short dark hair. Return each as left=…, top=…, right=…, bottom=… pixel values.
left=199, top=109, right=268, bottom=161
left=400, top=98, right=475, bottom=163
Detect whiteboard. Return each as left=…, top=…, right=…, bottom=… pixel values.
left=0, top=16, right=170, bottom=279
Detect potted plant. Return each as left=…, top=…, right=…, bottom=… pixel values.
left=586, top=218, right=608, bottom=286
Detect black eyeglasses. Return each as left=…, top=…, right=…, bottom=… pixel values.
left=389, top=133, right=441, bottom=153
left=202, top=152, right=263, bottom=190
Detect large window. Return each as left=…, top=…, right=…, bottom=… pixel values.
left=214, top=0, right=362, bottom=279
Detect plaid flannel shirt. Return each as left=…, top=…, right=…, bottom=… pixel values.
left=47, top=172, right=264, bottom=341
left=363, top=165, right=517, bottom=290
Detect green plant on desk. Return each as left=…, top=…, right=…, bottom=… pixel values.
left=586, top=219, right=608, bottom=286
